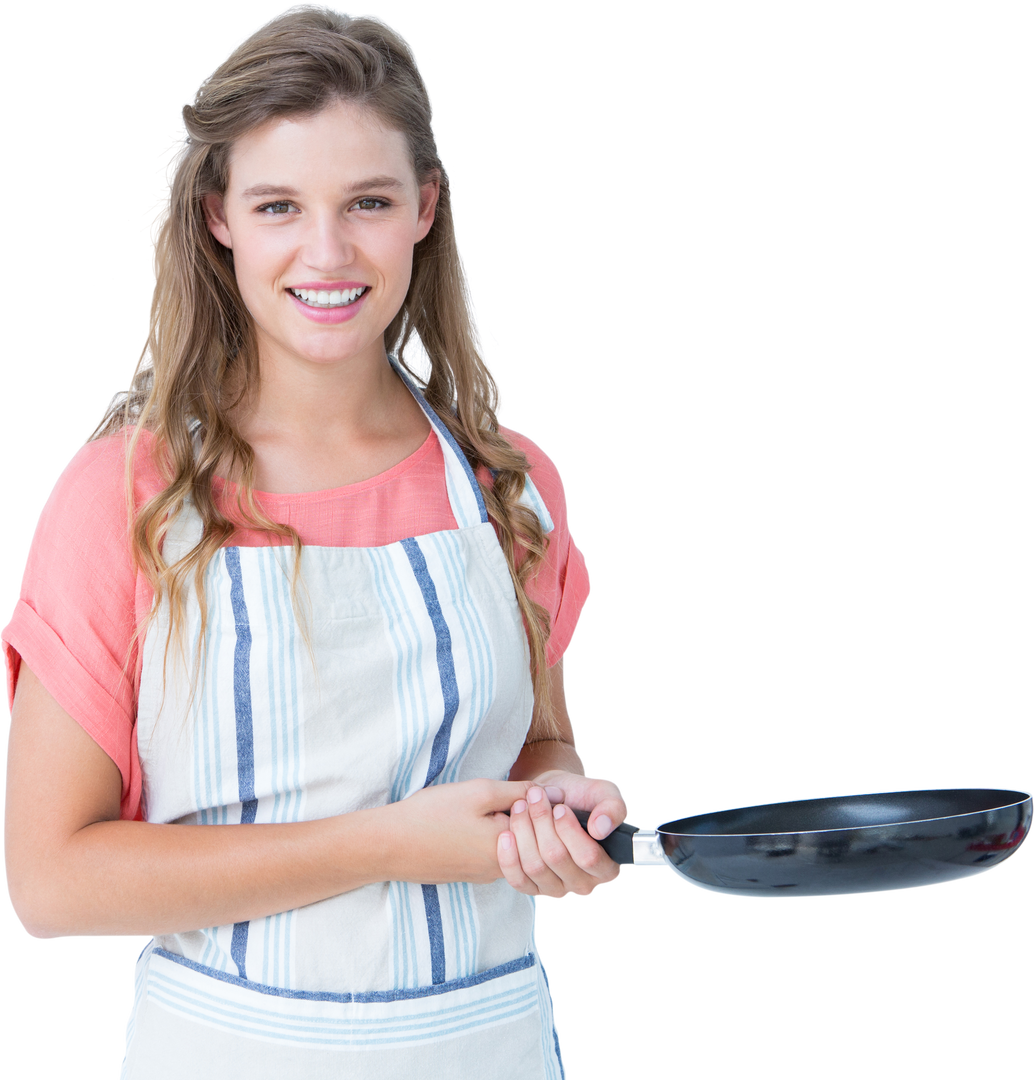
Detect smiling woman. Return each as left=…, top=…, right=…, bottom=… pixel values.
left=203, top=105, right=436, bottom=367
left=2, top=8, right=622, bottom=1078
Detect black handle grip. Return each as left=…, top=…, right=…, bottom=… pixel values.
left=573, top=808, right=639, bottom=864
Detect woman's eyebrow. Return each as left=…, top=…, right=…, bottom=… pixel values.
left=238, top=177, right=406, bottom=200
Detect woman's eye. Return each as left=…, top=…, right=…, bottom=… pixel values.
left=257, top=197, right=386, bottom=213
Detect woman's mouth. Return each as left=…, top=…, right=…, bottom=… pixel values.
left=287, top=283, right=371, bottom=325
left=289, top=286, right=368, bottom=308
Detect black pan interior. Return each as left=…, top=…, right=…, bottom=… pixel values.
left=659, top=788, right=1029, bottom=837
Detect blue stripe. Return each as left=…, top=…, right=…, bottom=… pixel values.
left=151, top=948, right=536, bottom=1003
left=225, top=546, right=256, bottom=980
left=520, top=476, right=555, bottom=533
left=399, top=538, right=459, bottom=789
left=413, top=533, right=493, bottom=980
left=146, top=971, right=539, bottom=1043
left=229, top=934, right=249, bottom=979
left=399, top=537, right=458, bottom=987
left=388, top=881, right=420, bottom=991
left=447, top=880, right=478, bottom=980
left=421, top=885, right=447, bottom=985
left=431, top=531, right=495, bottom=786
left=197, top=558, right=223, bottom=823
left=369, top=547, right=430, bottom=806
left=257, top=547, right=299, bottom=988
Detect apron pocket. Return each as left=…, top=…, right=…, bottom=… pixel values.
left=123, top=946, right=563, bottom=1080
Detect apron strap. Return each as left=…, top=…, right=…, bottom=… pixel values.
left=390, top=357, right=489, bottom=528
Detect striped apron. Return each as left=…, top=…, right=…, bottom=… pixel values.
left=121, top=368, right=564, bottom=1078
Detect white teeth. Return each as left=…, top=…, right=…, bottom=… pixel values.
left=290, top=286, right=367, bottom=307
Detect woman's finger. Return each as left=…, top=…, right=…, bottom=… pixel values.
left=584, top=793, right=628, bottom=840
left=524, top=786, right=569, bottom=865
left=508, top=795, right=567, bottom=897
left=496, top=830, right=536, bottom=894
left=523, top=787, right=602, bottom=895
left=551, top=803, right=619, bottom=884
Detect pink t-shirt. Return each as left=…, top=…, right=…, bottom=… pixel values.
left=3, top=427, right=589, bottom=820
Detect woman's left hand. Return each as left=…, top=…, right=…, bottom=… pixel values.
left=496, top=773, right=626, bottom=897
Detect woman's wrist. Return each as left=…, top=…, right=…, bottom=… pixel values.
left=508, top=739, right=584, bottom=782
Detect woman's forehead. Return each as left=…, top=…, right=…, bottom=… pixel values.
left=225, top=100, right=415, bottom=191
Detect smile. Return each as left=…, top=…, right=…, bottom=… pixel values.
left=287, top=283, right=371, bottom=325
left=289, top=286, right=368, bottom=308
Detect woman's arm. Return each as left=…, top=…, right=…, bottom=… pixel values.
left=5, top=666, right=530, bottom=938
left=507, top=656, right=584, bottom=778
left=507, top=660, right=626, bottom=832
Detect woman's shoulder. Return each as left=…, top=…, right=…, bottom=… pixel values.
left=497, top=423, right=570, bottom=488
left=47, top=429, right=165, bottom=519
left=498, top=426, right=570, bottom=518
left=65, top=426, right=162, bottom=474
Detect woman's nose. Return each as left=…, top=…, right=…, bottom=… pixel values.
left=301, top=212, right=356, bottom=272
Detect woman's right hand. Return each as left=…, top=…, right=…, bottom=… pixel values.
left=381, top=779, right=536, bottom=885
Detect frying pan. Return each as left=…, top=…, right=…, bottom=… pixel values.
left=576, top=788, right=1031, bottom=896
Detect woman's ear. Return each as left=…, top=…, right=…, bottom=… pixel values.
left=203, top=194, right=233, bottom=249
left=415, top=176, right=440, bottom=242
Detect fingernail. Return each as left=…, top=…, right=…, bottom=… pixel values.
left=595, top=815, right=613, bottom=837
left=527, top=787, right=543, bottom=805
left=553, top=804, right=565, bottom=820
left=513, top=800, right=527, bottom=815
left=500, top=833, right=513, bottom=850
left=544, top=786, right=564, bottom=804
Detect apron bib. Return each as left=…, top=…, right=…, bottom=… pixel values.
left=121, top=366, right=564, bottom=1079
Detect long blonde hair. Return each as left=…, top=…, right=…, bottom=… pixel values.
left=94, top=7, right=553, bottom=722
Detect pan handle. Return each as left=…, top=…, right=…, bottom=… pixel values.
left=573, top=809, right=639, bottom=864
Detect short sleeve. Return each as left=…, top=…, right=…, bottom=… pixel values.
left=2, top=433, right=158, bottom=819
left=497, top=428, right=590, bottom=665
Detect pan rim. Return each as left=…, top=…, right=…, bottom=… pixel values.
left=652, top=790, right=1032, bottom=838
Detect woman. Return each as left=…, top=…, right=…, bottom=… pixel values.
left=4, top=7, right=624, bottom=1077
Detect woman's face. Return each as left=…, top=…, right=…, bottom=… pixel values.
left=204, top=99, right=438, bottom=374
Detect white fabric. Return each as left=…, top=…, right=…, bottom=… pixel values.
left=122, top=377, right=564, bottom=1078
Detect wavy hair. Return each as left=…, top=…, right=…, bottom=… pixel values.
left=94, top=7, right=554, bottom=724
